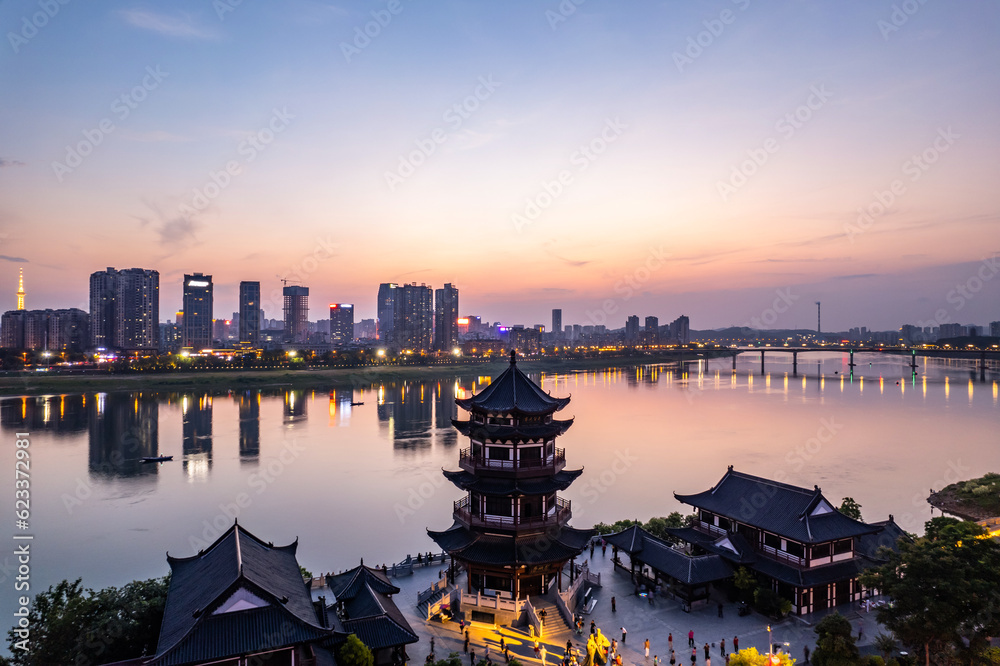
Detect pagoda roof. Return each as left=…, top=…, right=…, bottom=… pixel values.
left=603, top=525, right=732, bottom=586
left=327, top=567, right=418, bottom=651
left=665, top=527, right=757, bottom=564
left=443, top=468, right=584, bottom=495
left=857, top=517, right=911, bottom=564
left=674, top=467, right=880, bottom=544
left=456, top=351, right=570, bottom=416
left=751, top=554, right=865, bottom=589
left=428, top=522, right=593, bottom=567
left=153, top=522, right=328, bottom=665
left=327, top=565, right=399, bottom=600
left=453, top=418, right=574, bottom=440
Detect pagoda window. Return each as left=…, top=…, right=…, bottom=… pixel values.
left=786, top=541, right=804, bottom=558
left=701, top=510, right=715, bottom=524
left=763, top=532, right=780, bottom=549
left=545, top=441, right=554, bottom=456
left=522, top=498, right=538, bottom=518
left=485, top=496, right=513, bottom=517
left=718, top=517, right=732, bottom=531
left=811, top=543, right=832, bottom=559
left=487, top=446, right=511, bottom=460
left=520, top=446, right=542, bottom=460
left=472, top=442, right=483, bottom=457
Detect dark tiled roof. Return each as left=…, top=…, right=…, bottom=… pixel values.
left=334, top=584, right=418, bottom=650
left=429, top=522, right=593, bottom=566
left=857, top=518, right=910, bottom=563
left=453, top=419, right=574, bottom=440
left=456, top=355, right=570, bottom=415
left=605, top=525, right=732, bottom=585
left=443, top=468, right=583, bottom=495
left=154, top=606, right=331, bottom=666
left=327, top=565, right=418, bottom=652
left=751, top=556, right=864, bottom=588
left=666, top=527, right=757, bottom=564
left=154, top=522, right=327, bottom=664
left=327, top=565, right=399, bottom=600
left=674, top=468, right=880, bottom=544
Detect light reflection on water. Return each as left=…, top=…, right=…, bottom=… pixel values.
left=0, top=352, right=997, bottom=634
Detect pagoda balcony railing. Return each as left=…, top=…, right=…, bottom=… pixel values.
left=454, top=496, right=572, bottom=530
left=458, top=447, right=566, bottom=474
left=692, top=522, right=807, bottom=568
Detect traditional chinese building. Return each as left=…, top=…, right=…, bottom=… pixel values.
left=326, top=565, right=418, bottom=666
left=429, top=350, right=593, bottom=623
left=668, top=467, right=907, bottom=615
left=147, top=522, right=337, bottom=665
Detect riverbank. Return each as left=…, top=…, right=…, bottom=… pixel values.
left=927, top=473, right=1000, bottom=521
left=0, top=350, right=731, bottom=397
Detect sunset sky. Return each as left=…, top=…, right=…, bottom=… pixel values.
left=1, top=0, right=998, bottom=331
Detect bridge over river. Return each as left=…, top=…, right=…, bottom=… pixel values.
left=726, top=345, right=1000, bottom=380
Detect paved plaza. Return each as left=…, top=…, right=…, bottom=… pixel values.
left=322, top=547, right=890, bottom=666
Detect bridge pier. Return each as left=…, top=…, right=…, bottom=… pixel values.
left=982, top=351, right=988, bottom=383
left=792, top=351, right=798, bottom=376
left=848, top=349, right=856, bottom=372
left=732, top=353, right=737, bottom=371
left=760, top=350, right=765, bottom=375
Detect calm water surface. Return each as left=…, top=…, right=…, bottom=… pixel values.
left=1, top=352, right=998, bottom=634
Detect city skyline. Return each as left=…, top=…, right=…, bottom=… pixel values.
left=1, top=2, right=998, bottom=331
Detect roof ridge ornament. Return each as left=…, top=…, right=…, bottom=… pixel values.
left=510, top=349, right=517, bottom=365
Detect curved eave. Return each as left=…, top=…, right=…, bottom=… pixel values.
left=452, top=418, right=574, bottom=440
left=442, top=468, right=584, bottom=494
left=428, top=523, right=595, bottom=567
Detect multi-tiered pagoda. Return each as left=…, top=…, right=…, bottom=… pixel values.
left=429, top=351, right=593, bottom=619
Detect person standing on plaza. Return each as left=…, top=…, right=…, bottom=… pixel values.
left=689, top=630, right=695, bottom=648
left=612, top=596, right=617, bottom=613
left=541, top=644, right=548, bottom=666
left=470, top=650, right=476, bottom=666
left=733, top=636, right=738, bottom=653
left=622, top=627, right=628, bottom=643
left=668, top=633, right=673, bottom=653
left=691, top=647, right=697, bottom=665
left=464, top=633, right=469, bottom=653
left=803, top=646, right=810, bottom=664
left=670, top=650, right=676, bottom=666
left=704, top=643, right=710, bottom=661
left=591, top=620, right=596, bottom=635
left=645, top=639, right=650, bottom=659
left=720, top=639, right=725, bottom=656
left=858, top=622, right=865, bottom=642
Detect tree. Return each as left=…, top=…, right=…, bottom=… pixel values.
left=728, top=647, right=795, bottom=666
left=644, top=513, right=685, bottom=542
left=812, top=612, right=858, bottom=666
left=860, top=518, right=1000, bottom=666
left=873, top=633, right=896, bottom=663
left=339, top=634, right=374, bottom=666
left=5, top=576, right=169, bottom=666
left=300, top=565, right=313, bottom=580
left=733, top=566, right=759, bottom=602
left=593, top=519, right=641, bottom=535
left=839, top=497, right=863, bottom=521
left=430, top=653, right=464, bottom=666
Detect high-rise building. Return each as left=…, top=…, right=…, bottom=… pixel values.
left=1, top=308, right=89, bottom=351
left=329, top=303, right=354, bottom=346
left=115, top=268, right=159, bottom=351
left=625, top=315, right=640, bottom=342
left=182, top=273, right=214, bottom=350
left=89, top=267, right=158, bottom=351
left=398, top=283, right=433, bottom=351
left=644, top=316, right=659, bottom=345
left=552, top=309, right=562, bottom=339
left=355, top=318, right=376, bottom=340
left=671, top=315, right=690, bottom=345
left=991, top=321, right=1000, bottom=338
left=89, top=268, right=118, bottom=349
left=238, top=281, right=261, bottom=347
left=434, top=283, right=459, bottom=351
left=376, top=282, right=398, bottom=343
left=282, top=285, right=309, bottom=344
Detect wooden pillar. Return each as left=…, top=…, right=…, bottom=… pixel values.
left=558, top=567, right=562, bottom=592
left=467, top=565, right=473, bottom=593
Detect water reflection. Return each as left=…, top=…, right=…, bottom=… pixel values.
left=378, top=381, right=432, bottom=449
left=284, top=390, right=306, bottom=423
left=87, top=393, right=158, bottom=478
left=238, top=392, right=260, bottom=464
left=182, top=394, right=212, bottom=480
left=0, top=394, right=87, bottom=436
